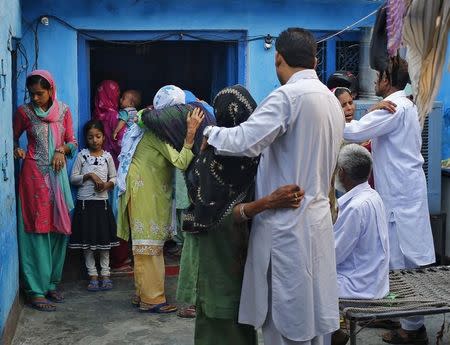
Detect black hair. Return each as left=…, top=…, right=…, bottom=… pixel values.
left=26, top=75, right=51, bottom=90
left=378, top=57, right=410, bottom=90
left=275, top=28, right=317, bottom=69
left=327, top=70, right=359, bottom=96
left=84, top=119, right=105, bottom=138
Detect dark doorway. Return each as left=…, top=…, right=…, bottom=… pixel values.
left=89, top=40, right=238, bottom=108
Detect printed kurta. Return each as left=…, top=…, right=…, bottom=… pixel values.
left=13, top=102, right=77, bottom=234
left=207, top=70, right=344, bottom=341
left=343, top=90, right=435, bottom=269
left=117, top=130, right=193, bottom=255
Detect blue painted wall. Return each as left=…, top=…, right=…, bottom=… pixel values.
left=437, top=37, right=450, bottom=160
left=0, top=0, right=21, bottom=336
left=18, top=0, right=379, bottom=127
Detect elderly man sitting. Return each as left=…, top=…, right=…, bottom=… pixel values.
left=331, top=144, right=390, bottom=345
left=334, top=144, right=390, bottom=299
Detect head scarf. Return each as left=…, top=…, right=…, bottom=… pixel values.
left=140, top=102, right=215, bottom=155
left=28, top=69, right=59, bottom=121
left=182, top=85, right=259, bottom=233
left=184, top=90, right=215, bottom=119
left=93, top=80, right=122, bottom=166
left=153, top=85, right=186, bottom=110
left=24, top=70, right=74, bottom=234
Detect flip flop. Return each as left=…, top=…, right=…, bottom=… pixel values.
left=29, top=298, right=56, bottom=312
left=46, top=290, right=64, bottom=303
left=100, top=279, right=113, bottom=291
left=177, top=305, right=196, bottom=318
left=139, top=302, right=178, bottom=314
left=131, top=295, right=140, bottom=307
left=382, top=327, right=428, bottom=345
left=87, top=279, right=100, bottom=292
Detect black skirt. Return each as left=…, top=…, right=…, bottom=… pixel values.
left=69, top=199, right=120, bottom=250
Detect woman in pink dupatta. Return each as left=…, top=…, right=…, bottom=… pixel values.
left=93, top=80, right=125, bottom=167
left=93, top=80, right=131, bottom=270
left=13, top=70, right=77, bottom=311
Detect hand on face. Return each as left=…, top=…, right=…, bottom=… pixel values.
left=186, top=107, right=205, bottom=135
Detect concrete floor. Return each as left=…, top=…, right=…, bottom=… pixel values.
left=11, top=274, right=450, bottom=345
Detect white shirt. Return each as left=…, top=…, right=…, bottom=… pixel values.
left=334, top=182, right=389, bottom=299
left=207, top=69, right=344, bottom=341
left=70, top=149, right=117, bottom=200
left=343, top=91, right=435, bottom=269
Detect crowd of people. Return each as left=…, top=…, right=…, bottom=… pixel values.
left=12, top=27, right=435, bottom=345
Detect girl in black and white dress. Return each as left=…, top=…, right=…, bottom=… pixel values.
left=69, top=120, right=119, bottom=291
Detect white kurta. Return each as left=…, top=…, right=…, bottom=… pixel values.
left=343, top=90, right=435, bottom=269
left=207, top=70, right=344, bottom=341
left=334, top=182, right=389, bottom=299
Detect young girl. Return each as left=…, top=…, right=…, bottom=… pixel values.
left=69, top=120, right=119, bottom=291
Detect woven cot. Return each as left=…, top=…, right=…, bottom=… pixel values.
left=339, top=266, right=450, bottom=345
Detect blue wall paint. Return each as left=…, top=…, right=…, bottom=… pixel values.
left=436, top=37, right=450, bottom=160
left=0, top=0, right=21, bottom=336
left=19, top=0, right=379, bottom=110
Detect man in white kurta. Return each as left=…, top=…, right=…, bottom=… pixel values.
left=333, top=144, right=389, bottom=300
left=343, top=58, right=434, bottom=343
left=203, top=28, right=344, bottom=345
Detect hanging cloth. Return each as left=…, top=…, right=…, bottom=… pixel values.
left=403, top=0, right=450, bottom=127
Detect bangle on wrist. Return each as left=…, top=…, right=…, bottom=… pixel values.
left=239, top=204, right=250, bottom=221
left=55, top=147, right=65, bottom=155
left=183, top=140, right=193, bottom=150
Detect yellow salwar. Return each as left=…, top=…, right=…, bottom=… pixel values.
left=117, top=130, right=194, bottom=305
left=134, top=254, right=166, bottom=304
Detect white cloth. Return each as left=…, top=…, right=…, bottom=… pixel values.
left=263, top=299, right=331, bottom=345
left=70, top=149, right=117, bottom=200
left=117, top=123, right=144, bottom=196
left=207, top=69, right=343, bottom=341
left=343, top=90, right=435, bottom=269
left=403, top=0, right=450, bottom=127
left=84, top=249, right=110, bottom=277
left=153, top=85, right=186, bottom=109
left=334, top=182, right=389, bottom=299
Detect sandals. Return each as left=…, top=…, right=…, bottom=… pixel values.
left=87, top=279, right=100, bottom=292
left=100, top=278, right=113, bottom=291
left=46, top=290, right=64, bottom=303
left=131, top=295, right=140, bottom=307
left=382, top=326, right=429, bottom=345
left=29, top=298, right=56, bottom=312
left=177, top=305, right=196, bottom=318
left=139, top=302, right=178, bottom=314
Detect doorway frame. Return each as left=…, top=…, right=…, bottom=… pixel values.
left=77, top=30, right=247, bottom=142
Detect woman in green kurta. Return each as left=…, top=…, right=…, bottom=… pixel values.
left=117, top=107, right=204, bottom=313
left=177, top=85, right=304, bottom=344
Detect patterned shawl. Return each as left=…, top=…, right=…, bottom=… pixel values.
left=182, top=85, right=259, bottom=233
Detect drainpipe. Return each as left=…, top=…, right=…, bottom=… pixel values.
left=358, top=26, right=378, bottom=100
